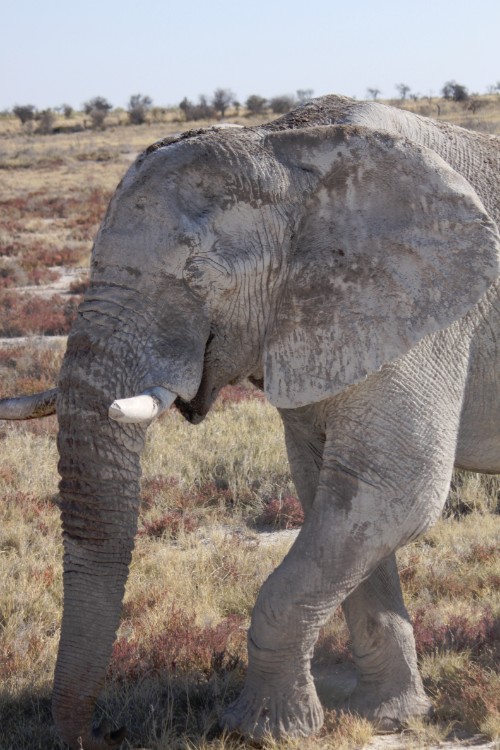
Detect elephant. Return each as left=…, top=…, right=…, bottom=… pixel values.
left=1, top=94, right=499, bottom=748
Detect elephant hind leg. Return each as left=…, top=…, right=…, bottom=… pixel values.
left=341, top=554, right=432, bottom=730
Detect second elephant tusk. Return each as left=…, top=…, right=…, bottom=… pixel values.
left=108, top=387, right=177, bottom=424
left=0, top=388, right=58, bottom=420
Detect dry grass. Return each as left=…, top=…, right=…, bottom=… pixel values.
left=388, top=94, right=500, bottom=134
left=0, top=376, right=498, bottom=748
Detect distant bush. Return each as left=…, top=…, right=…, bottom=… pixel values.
left=296, top=88, right=314, bottom=103
left=465, top=96, right=489, bottom=115
left=36, top=109, right=56, bottom=134
left=127, top=94, right=153, bottom=125
left=13, top=104, right=36, bottom=124
left=83, top=96, right=112, bottom=129
left=395, top=83, right=411, bottom=100
left=179, top=95, right=215, bottom=121
left=88, top=110, right=107, bottom=129
left=211, top=88, right=235, bottom=118
left=83, top=96, right=112, bottom=115
left=269, top=95, right=296, bottom=114
left=245, top=94, right=267, bottom=115
left=442, top=80, right=469, bottom=102
left=60, top=103, right=73, bottom=118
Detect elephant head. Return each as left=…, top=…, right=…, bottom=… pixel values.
left=1, top=120, right=498, bottom=748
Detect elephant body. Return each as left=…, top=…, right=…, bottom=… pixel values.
left=1, top=96, right=499, bottom=747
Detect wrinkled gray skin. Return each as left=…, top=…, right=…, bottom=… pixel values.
left=18, top=97, right=500, bottom=746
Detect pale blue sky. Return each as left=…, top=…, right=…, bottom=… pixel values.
left=1, top=0, right=498, bottom=111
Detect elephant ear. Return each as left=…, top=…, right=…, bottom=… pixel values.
left=263, top=125, right=500, bottom=408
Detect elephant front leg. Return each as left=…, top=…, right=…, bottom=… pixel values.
left=223, top=394, right=461, bottom=738
left=223, top=471, right=402, bottom=741
left=341, top=554, right=432, bottom=730
left=222, top=479, right=426, bottom=741
left=222, top=538, right=326, bottom=740
left=223, top=406, right=327, bottom=739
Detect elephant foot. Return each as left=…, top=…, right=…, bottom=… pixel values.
left=221, top=675, right=324, bottom=741
left=343, top=684, right=433, bottom=732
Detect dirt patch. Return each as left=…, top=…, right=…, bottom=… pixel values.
left=368, top=735, right=498, bottom=750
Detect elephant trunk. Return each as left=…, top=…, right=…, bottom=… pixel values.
left=51, top=282, right=209, bottom=748
left=53, top=325, right=149, bottom=749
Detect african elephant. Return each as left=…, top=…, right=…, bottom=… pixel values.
left=1, top=95, right=499, bottom=748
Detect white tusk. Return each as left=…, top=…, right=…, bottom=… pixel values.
left=108, top=387, right=177, bottom=424
left=0, top=388, right=58, bottom=420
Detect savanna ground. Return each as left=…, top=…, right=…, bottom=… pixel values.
left=0, top=96, right=499, bottom=749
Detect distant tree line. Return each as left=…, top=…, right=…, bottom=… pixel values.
left=11, top=94, right=153, bottom=132
left=9, top=88, right=316, bottom=130
left=365, top=80, right=500, bottom=104
left=179, top=88, right=315, bottom=121
left=9, top=81, right=500, bottom=131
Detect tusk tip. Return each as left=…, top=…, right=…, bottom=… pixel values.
left=108, top=401, right=125, bottom=421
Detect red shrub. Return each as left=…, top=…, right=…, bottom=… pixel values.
left=3, top=491, right=56, bottom=520
left=0, top=241, right=21, bottom=257
left=68, top=275, right=90, bottom=294
left=24, top=267, right=60, bottom=285
left=109, top=608, right=245, bottom=682
left=431, top=662, right=500, bottom=729
left=218, top=383, right=265, bottom=405
left=412, top=607, right=499, bottom=657
left=0, top=266, right=17, bottom=287
left=139, top=510, right=200, bottom=539
left=465, top=544, right=498, bottom=564
left=0, top=189, right=110, bottom=223
left=141, top=475, right=180, bottom=510
left=0, top=293, right=81, bottom=336
left=22, top=245, right=81, bottom=268
left=17, top=415, right=59, bottom=436
left=314, top=619, right=352, bottom=666
left=256, top=495, right=304, bottom=529
left=0, top=345, right=63, bottom=397
left=189, top=481, right=236, bottom=507
left=141, top=478, right=236, bottom=513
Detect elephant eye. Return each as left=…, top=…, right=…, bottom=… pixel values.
left=183, top=256, right=232, bottom=298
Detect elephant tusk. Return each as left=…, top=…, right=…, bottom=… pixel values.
left=108, top=386, right=177, bottom=424
left=0, top=388, right=58, bottom=420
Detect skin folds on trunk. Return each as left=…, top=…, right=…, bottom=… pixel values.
left=53, top=318, right=148, bottom=748
left=53, top=281, right=208, bottom=747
